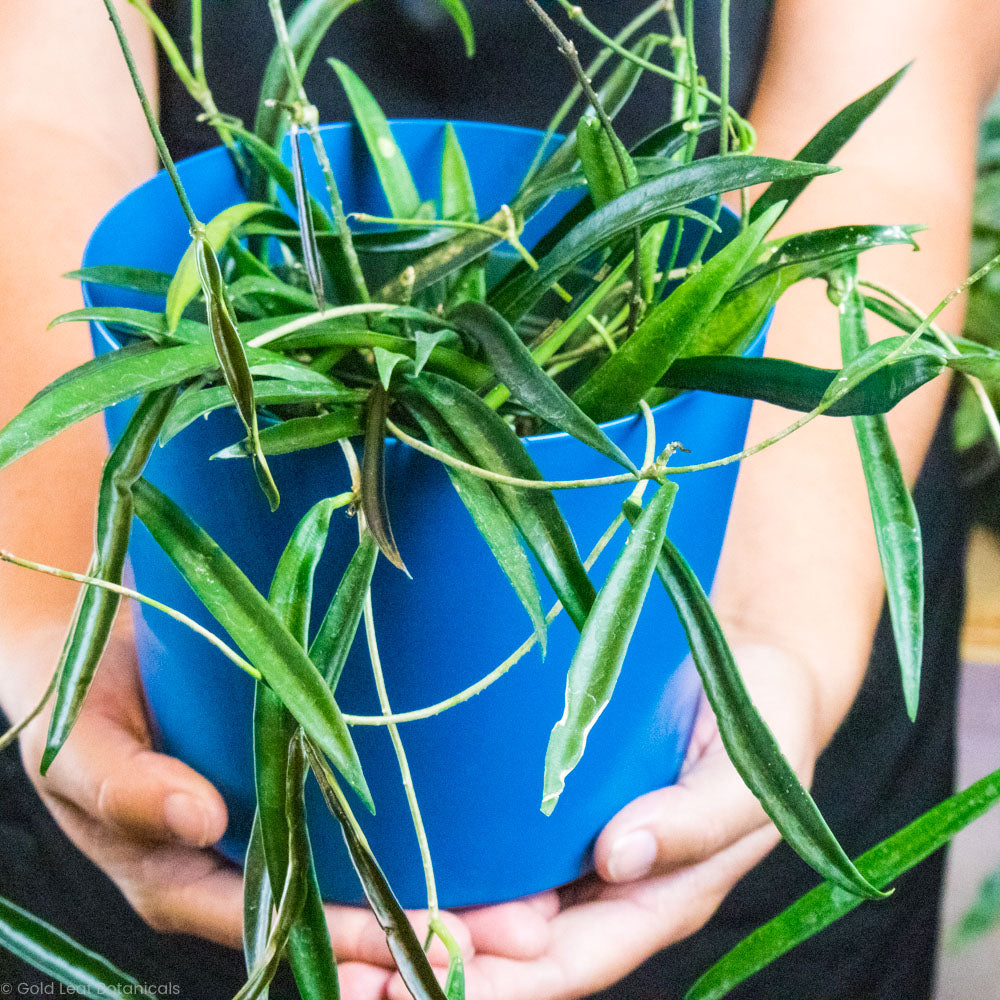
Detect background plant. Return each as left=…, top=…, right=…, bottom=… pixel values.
left=1, top=1, right=1000, bottom=998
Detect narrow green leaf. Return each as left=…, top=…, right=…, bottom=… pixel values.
left=948, top=353, right=1000, bottom=382
left=260, top=319, right=490, bottom=390
left=361, top=385, right=409, bottom=574
left=818, top=337, right=946, bottom=410
left=435, top=0, right=475, bottom=56
left=525, top=34, right=664, bottom=195
left=686, top=223, right=923, bottom=358
left=49, top=306, right=203, bottom=346
left=685, top=766, right=1000, bottom=1000
left=402, top=370, right=596, bottom=629
left=374, top=347, right=408, bottom=390
left=441, top=123, right=486, bottom=304
left=737, top=225, right=922, bottom=294
left=255, top=500, right=342, bottom=1000
left=511, top=157, right=679, bottom=229
left=629, top=116, right=720, bottom=159
left=0, top=895, right=141, bottom=998
left=237, top=739, right=312, bottom=1000
left=833, top=264, right=923, bottom=721
left=131, top=478, right=372, bottom=811
left=329, top=59, right=422, bottom=219
left=441, top=123, right=477, bottom=223
left=414, top=330, right=449, bottom=376
left=0, top=343, right=293, bottom=472
left=194, top=232, right=280, bottom=510
left=626, top=504, right=886, bottom=900
left=750, top=64, right=911, bottom=224
left=450, top=301, right=637, bottom=471
left=211, top=408, right=364, bottom=459
left=573, top=204, right=783, bottom=423
left=404, top=397, right=546, bottom=653
left=227, top=234, right=282, bottom=284
left=310, top=533, right=380, bottom=691
left=161, top=379, right=364, bottom=447
left=41, top=389, right=175, bottom=773
left=375, top=206, right=508, bottom=303
left=269, top=497, right=339, bottom=645
left=242, top=813, right=274, bottom=983
left=492, top=157, right=833, bottom=321
left=64, top=264, right=173, bottom=298
left=576, top=109, right=638, bottom=209
left=658, top=352, right=945, bottom=416
left=542, top=482, right=677, bottom=814
left=165, top=203, right=273, bottom=331
left=289, top=122, right=327, bottom=308
left=304, top=744, right=448, bottom=1000
left=228, top=275, right=319, bottom=315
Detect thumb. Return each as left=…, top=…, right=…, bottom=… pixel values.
left=29, top=640, right=228, bottom=848
left=594, top=745, right=771, bottom=884
left=595, top=644, right=818, bottom=884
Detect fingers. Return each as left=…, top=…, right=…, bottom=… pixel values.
left=386, top=826, right=781, bottom=1000
left=461, top=895, right=557, bottom=959
left=596, top=643, right=818, bottom=885
left=338, top=962, right=393, bottom=999
left=326, top=906, right=474, bottom=968
left=594, top=745, right=768, bottom=883
left=39, top=687, right=229, bottom=848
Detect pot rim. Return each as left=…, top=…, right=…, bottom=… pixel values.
left=81, top=117, right=770, bottom=444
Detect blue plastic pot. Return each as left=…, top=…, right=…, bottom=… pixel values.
left=83, top=120, right=766, bottom=909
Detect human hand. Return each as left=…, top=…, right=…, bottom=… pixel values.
left=12, top=627, right=541, bottom=997
left=380, top=642, right=821, bottom=1000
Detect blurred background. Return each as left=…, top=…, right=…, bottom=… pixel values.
left=935, top=90, right=1000, bottom=1000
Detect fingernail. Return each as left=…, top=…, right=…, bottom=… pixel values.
left=164, top=792, right=211, bottom=846
left=607, top=829, right=657, bottom=882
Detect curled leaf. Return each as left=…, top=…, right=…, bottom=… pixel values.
left=542, top=482, right=676, bottom=814
left=625, top=502, right=886, bottom=901
left=361, top=385, right=409, bottom=574
left=193, top=231, right=280, bottom=510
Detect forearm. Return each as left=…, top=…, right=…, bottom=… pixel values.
left=713, top=0, right=999, bottom=749
left=0, top=1, right=156, bottom=719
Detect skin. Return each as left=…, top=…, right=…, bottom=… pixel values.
left=1, top=0, right=999, bottom=997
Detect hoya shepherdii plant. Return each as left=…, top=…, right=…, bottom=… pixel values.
left=2, top=1, right=1000, bottom=997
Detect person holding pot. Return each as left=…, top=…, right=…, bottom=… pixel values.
left=1, top=0, right=998, bottom=998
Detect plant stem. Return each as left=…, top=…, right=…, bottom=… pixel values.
left=525, top=0, right=644, bottom=336
left=660, top=256, right=1000, bottom=476
left=343, top=399, right=657, bottom=728
left=718, top=0, right=731, bottom=157
left=690, top=0, right=730, bottom=265
left=558, top=0, right=735, bottom=110
left=0, top=550, right=259, bottom=680
left=265, top=0, right=370, bottom=303
left=351, top=208, right=572, bottom=299
left=384, top=418, right=661, bottom=490
left=861, top=279, right=1000, bottom=456
left=246, top=303, right=422, bottom=348
left=0, top=669, right=58, bottom=752
left=125, top=0, right=242, bottom=160
left=190, top=0, right=205, bottom=82
left=343, top=512, right=627, bottom=727
left=362, top=590, right=439, bottom=916
left=519, top=0, right=667, bottom=187
left=102, top=0, right=201, bottom=231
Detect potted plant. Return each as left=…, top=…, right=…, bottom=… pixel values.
left=3, top=1, right=1000, bottom=998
